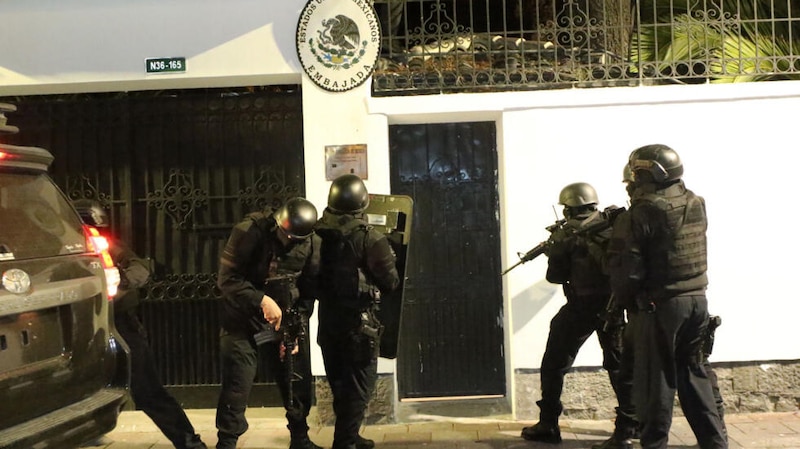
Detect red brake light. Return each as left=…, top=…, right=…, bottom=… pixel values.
left=86, top=227, right=110, bottom=254
left=82, top=225, right=120, bottom=299
left=0, top=151, right=8, bottom=160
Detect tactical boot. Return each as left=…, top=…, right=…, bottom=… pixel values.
left=591, top=436, right=634, bottom=449
left=289, top=435, right=323, bottom=449
left=355, top=435, right=375, bottom=449
left=520, top=422, right=562, bottom=444
left=181, top=433, right=208, bottom=449
left=215, top=437, right=237, bottom=449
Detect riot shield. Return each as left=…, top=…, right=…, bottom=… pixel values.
left=364, top=193, right=413, bottom=359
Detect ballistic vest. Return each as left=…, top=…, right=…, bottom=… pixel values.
left=567, top=212, right=612, bottom=296
left=316, top=213, right=374, bottom=309
left=635, top=183, right=708, bottom=296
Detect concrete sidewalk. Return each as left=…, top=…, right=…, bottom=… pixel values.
left=83, top=409, right=800, bottom=449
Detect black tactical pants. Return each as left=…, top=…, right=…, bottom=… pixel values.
left=538, top=297, right=634, bottom=430
left=630, top=295, right=727, bottom=449
left=320, top=335, right=378, bottom=448
left=619, top=311, right=726, bottom=440
left=215, top=330, right=314, bottom=449
left=115, top=311, right=206, bottom=449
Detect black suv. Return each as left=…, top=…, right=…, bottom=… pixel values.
left=0, top=103, right=129, bottom=448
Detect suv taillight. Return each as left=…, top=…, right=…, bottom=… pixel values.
left=83, top=225, right=120, bottom=299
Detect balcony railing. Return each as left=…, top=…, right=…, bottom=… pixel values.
left=371, top=0, right=800, bottom=96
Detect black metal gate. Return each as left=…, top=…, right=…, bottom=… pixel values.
left=389, top=121, right=505, bottom=399
left=0, top=87, right=305, bottom=406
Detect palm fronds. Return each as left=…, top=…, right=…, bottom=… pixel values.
left=630, top=0, right=800, bottom=82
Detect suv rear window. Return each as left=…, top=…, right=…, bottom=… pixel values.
left=0, top=169, right=86, bottom=260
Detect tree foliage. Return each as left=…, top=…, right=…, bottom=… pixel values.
left=630, top=0, right=800, bottom=82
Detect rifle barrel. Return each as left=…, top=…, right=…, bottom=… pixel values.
left=501, top=241, right=549, bottom=276
left=500, top=260, right=523, bottom=276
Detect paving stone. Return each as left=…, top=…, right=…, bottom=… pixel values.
left=86, top=410, right=800, bottom=449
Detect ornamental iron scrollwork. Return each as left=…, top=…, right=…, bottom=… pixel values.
left=65, top=175, right=111, bottom=206
left=147, top=170, right=209, bottom=229
left=143, top=273, right=221, bottom=301
left=372, top=0, right=800, bottom=95
left=239, top=167, right=301, bottom=211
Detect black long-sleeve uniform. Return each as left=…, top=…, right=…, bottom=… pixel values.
left=314, top=209, right=399, bottom=449
left=109, top=238, right=207, bottom=449
left=534, top=210, right=635, bottom=435
left=607, top=181, right=726, bottom=449
left=215, top=210, right=320, bottom=449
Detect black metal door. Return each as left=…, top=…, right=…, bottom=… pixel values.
left=389, top=121, right=505, bottom=399
left=0, top=87, right=305, bottom=406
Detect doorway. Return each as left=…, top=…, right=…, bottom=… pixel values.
left=388, top=121, right=505, bottom=399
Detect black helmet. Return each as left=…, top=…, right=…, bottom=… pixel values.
left=622, top=164, right=634, bottom=183
left=628, top=144, right=683, bottom=183
left=73, top=199, right=110, bottom=228
left=273, top=197, right=318, bottom=240
left=327, top=174, right=369, bottom=213
left=558, top=182, right=598, bottom=207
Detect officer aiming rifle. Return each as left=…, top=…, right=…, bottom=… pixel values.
left=520, top=183, right=634, bottom=446
left=502, top=205, right=625, bottom=276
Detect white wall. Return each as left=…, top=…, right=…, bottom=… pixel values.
left=0, top=0, right=302, bottom=94
left=502, top=86, right=800, bottom=368
left=369, top=82, right=800, bottom=371
left=3, top=0, right=799, bottom=385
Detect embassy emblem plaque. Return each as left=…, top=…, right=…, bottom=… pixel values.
left=296, top=0, right=382, bottom=92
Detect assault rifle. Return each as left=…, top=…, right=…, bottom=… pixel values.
left=501, top=205, right=626, bottom=276
left=252, top=273, right=307, bottom=407
left=500, top=219, right=565, bottom=276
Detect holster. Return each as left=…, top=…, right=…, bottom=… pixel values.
left=348, top=307, right=383, bottom=362
left=359, top=309, right=384, bottom=339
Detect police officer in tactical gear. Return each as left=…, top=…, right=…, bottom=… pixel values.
left=315, top=174, right=400, bottom=449
left=592, top=163, right=727, bottom=449
left=73, top=199, right=208, bottom=449
left=521, top=183, right=636, bottom=447
left=215, top=197, right=322, bottom=449
left=607, top=144, right=727, bottom=449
